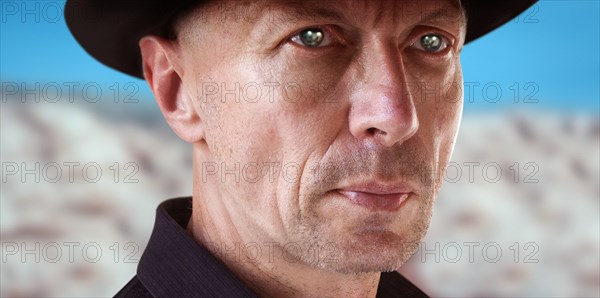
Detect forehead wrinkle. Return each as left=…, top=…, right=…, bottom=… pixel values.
left=322, top=0, right=395, bottom=30
left=369, top=1, right=401, bottom=30
left=335, top=0, right=457, bottom=30
left=259, top=3, right=349, bottom=34
left=256, top=0, right=397, bottom=33
left=420, top=6, right=466, bottom=29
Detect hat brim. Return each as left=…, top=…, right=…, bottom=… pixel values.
left=65, top=0, right=537, bottom=79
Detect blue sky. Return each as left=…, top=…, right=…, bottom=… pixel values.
left=1, top=0, right=598, bottom=112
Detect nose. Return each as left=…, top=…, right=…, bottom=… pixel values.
left=348, top=43, right=419, bottom=148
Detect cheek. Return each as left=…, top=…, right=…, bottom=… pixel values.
left=196, top=62, right=348, bottom=187
left=411, top=60, right=463, bottom=163
left=193, top=70, right=279, bottom=191
left=433, top=63, right=463, bottom=170
left=237, top=67, right=349, bottom=159
left=195, top=40, right=354, bottom=165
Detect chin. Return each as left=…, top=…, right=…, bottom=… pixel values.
left=291, top=189, right=435, bottom=274
left=337, top=231, right=422, bottom=273
left=293, top=226, right=426, bottom=274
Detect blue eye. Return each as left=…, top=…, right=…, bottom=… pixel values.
left=291, top=28, right=332, bottom=48
left=412, top=33, right=449, bottom=53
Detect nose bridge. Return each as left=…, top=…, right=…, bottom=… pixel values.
left=349, top=41, right=419, bottom=148
left=367, top=42, right=405, bottom=89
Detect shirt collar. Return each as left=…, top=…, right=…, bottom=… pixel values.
left=137, top=197, right=428, bottom=297
left=137, top=197, right=257, bottom=297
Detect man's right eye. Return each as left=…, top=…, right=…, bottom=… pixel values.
left=290, top=28, right=332, bottom=48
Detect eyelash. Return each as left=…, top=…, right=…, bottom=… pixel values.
left=406, top=28, right=455, bottom=55
left=287, top=26, right=344, bottom=49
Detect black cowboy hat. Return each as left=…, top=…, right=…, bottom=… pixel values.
left=65, top=0, right=538, bottom=79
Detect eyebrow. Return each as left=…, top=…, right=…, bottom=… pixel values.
left=299, top=7, right=348, bottom=24
left=417, top=6, right=467, bottom=30
left=257, top=5, right=348, bottom=33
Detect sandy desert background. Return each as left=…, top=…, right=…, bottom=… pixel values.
left=1, top=94, right=598, bottom=297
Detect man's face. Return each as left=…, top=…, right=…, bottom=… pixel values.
left=174, top=0, right=465, bottom=273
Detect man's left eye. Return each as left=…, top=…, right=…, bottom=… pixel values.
left=411, top=33, right=449, bottom=53
left=290, top=28, right=332, bottom=48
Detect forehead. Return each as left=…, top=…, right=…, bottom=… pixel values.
left=267, top=0, right=464, bottom=24
left=174, top=0, right=466, bottom=37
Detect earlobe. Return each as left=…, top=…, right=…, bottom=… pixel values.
left=139, top=36, right=205, bottom=143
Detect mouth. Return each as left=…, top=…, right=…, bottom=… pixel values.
left=335, top=182, right=414, bottom=212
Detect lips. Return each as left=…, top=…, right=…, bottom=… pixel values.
left=336, top=182, right=413, bottom=211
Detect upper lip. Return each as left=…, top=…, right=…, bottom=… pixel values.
left=336, top=180, right=416, bottom=194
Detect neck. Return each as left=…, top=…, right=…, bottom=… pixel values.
left=187, top=150, right=381, bottom=297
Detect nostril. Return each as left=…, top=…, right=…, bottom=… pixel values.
left=367, top=127, right=387, bottom=136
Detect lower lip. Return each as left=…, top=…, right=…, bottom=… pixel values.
left=336, top=190, right=410, bottom=211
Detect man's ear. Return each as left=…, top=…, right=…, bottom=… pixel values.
left=139, top=35, right=204, bottom=143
